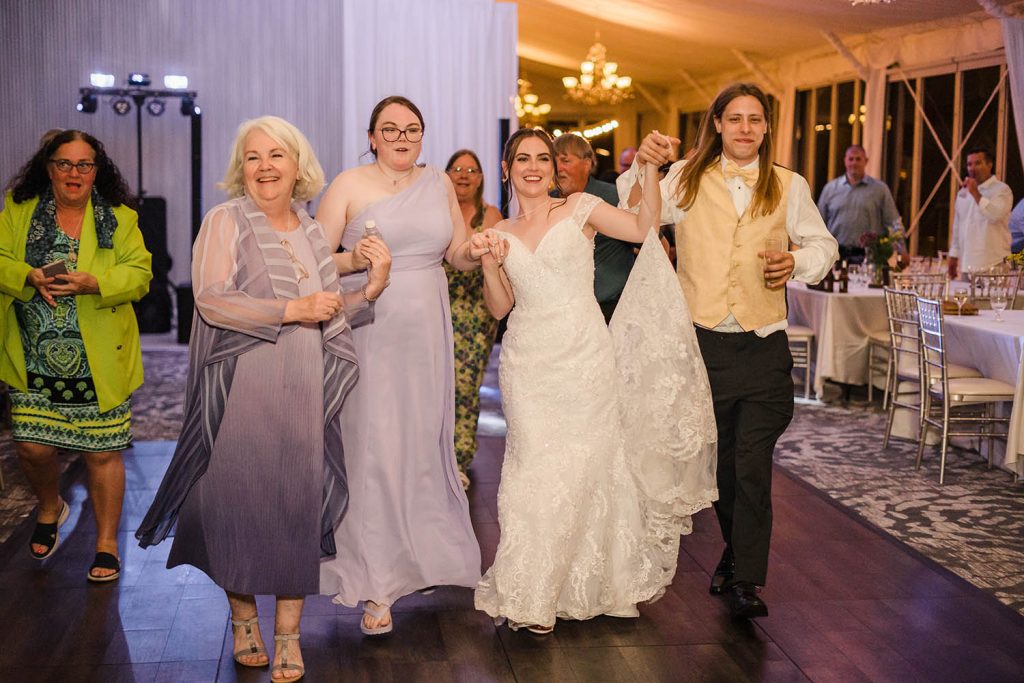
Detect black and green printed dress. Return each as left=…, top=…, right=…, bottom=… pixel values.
left=11, top=229, right=131, bottom=450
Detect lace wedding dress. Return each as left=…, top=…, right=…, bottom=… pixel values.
left=474, top=194, right=718, bottom=627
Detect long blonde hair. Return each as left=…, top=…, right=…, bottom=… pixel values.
left=674, top=82, right=782, bottom=217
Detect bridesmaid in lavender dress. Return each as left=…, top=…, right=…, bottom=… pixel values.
left=317, top=96, right=485, bottom=635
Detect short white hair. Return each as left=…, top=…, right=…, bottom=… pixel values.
left=219, top=116, right=325, bottom=202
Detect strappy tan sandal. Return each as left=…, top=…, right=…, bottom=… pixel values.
left=230, top=616, right=268, bottom=667
left=272, top=633, right=304, bottom=681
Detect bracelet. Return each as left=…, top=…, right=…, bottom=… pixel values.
left=361, top=282, right=380, bottom=302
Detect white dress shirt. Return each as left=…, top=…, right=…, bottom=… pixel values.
left=618, top=156, right=837, bottom=336
left=949, top=176, right=1013, bottom=273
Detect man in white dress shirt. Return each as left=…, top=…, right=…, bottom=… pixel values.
left=947, top=148, right=1013, bottom=278
left=620, top=83, right=837, bottom=619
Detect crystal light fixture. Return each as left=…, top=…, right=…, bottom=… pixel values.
left=562, top=33, right=634, bottom=106
left=515, top=77, right=552, bottom=125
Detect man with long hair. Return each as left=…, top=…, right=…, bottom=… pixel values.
left=619, top=83, right=837, bottom=618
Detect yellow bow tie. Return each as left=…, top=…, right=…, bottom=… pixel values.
left=724, top=160, right=759, bottom=187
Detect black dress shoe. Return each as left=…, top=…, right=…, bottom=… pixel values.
left=709, top=548, right=734, bottom=595
left=729, top=582, right=768, bottom=619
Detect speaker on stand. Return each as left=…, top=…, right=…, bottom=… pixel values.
left=134, top=196, right=173, bottom=333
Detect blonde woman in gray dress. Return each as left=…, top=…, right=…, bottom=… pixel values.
left=138, top=116, right=390, bottom=681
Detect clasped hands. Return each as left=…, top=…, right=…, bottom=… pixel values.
left=471, top=230, right=509, bottom=268
left=27, top=268, right=99, bottom=308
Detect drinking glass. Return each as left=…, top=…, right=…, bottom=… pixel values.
left=952, top=287, right=969, bottom=316
left=763, top=237, right=787, bottom=287
left=991, top=290, right=1008, bottom=322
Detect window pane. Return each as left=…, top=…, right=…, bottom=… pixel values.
left=884, top=80, right=914, bottom=247
left=794, top=89, right=810, bottom=177
left=833, top=81, right=856, bottom=179
left=961, top=66, right=1001, bottom=166
left=1004, top=91, right=1024, bottom=211
left=813, top=86, right=833, bottom=198
left=918, top=73, right=955, bottom=256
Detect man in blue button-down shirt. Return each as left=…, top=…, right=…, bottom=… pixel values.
left=817, top=145, right=901, bottom=264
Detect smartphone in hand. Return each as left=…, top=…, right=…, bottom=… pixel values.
left=41, top=260, right=68, bottom=278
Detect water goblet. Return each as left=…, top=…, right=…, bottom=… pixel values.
left=952, top=287, right=969, bottom=316
left=991, top=291, right=1008, bottom=322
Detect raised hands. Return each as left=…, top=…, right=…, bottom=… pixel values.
left=636, top=131, right=680, bottom=168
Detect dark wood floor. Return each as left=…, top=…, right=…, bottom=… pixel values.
left=2, top=432, right=1024, bottom=681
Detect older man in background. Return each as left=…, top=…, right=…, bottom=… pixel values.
left=947, top=148, right=1013, bottom=278
left=816, top=145, right=901, bottom=265
left=553, top=134, right=635, bottom=322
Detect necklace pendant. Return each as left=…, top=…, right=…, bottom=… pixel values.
left=67, top=250, right=77, bottom=265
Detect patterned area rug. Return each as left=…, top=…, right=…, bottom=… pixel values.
left=0, top=346, right=187, bottom=543
left=777, top=399, right=1024, bottom=614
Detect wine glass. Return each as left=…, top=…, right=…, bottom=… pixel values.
left=991, top=290, right=1008, bottom=322
left=952, top=287, right=969, bottom=316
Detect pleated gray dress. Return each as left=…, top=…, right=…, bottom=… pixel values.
left=138, top=197, right=363, bottom=596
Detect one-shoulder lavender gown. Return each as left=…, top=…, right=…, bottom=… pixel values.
left=320, top=165, right=481, bottom=606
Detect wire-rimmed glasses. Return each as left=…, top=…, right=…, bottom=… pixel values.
left=379, top=126, right=423, bottom=143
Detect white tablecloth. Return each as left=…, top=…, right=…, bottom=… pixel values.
left=943, top=309, right=1024, bottom=477
left=786, top=282, right=888, bottom=399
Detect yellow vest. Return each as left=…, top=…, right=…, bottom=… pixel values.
left=674, top=164, right=793, bottom=331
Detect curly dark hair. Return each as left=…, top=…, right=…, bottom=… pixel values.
left=6, top=129, right=135, bottom=208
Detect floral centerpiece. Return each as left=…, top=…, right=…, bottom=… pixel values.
left=860, top=225, right=906, bottom=286
left=1006, top=251, right=1024, bottom=270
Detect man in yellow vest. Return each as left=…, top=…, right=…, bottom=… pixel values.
left=620, top=83, right=837, bottom=619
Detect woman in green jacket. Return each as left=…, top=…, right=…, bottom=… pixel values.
left=0, top=129, right=151, bottom=582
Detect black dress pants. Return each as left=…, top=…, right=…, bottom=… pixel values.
left=695, top=326, right=794, bottom=586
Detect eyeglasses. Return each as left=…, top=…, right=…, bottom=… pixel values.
left=448, top=166, right=480, bottom=175
left=378, top=126, right=423, bottom=143
left=280, top=239, right=310, bottom=281
left=49, top=159, right=97, bottom=174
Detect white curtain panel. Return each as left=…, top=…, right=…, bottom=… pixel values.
left=1003, top=18, right=1024, bottom=172
left=336, top=0, right=517, bottom=209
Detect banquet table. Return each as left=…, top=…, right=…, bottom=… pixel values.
left=786, top=281, right=888, bottom=399
left=942, top=309, right=1024, bottom=477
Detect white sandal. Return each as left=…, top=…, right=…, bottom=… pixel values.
left=360, top=601, right=393, bottom=636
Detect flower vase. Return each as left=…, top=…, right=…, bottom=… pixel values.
left=868, top=263, right=889, bottom=288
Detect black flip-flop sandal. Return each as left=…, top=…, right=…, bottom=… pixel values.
left=87, top=551, right=121, bottom=583
left=29, top=499, right=69, bottom=560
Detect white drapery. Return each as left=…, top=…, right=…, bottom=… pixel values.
left=1003, top=18, right=1024, bottom=172
left=336, top=0, right=517, bottom=209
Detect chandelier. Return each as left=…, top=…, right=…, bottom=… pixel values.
left=562, top=34, right=634, bottom=106
left=515, top=77, right=551, bottom=125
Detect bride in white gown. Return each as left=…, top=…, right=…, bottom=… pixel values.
left=472, top=128, right=718, bottom=633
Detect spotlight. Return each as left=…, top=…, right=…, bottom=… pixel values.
left=77, top=93, right=98, bottom=114
left=145, top=99, right=166, bottom=116
left=180, top=96, right=199, bottom=117
left=112, top=97, right=132, bottom=116
left=128, top=72, right=150, bottom=86
left=163, top=75, right=188, bottom=89
left=89, top=72, right=115, bottom=88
